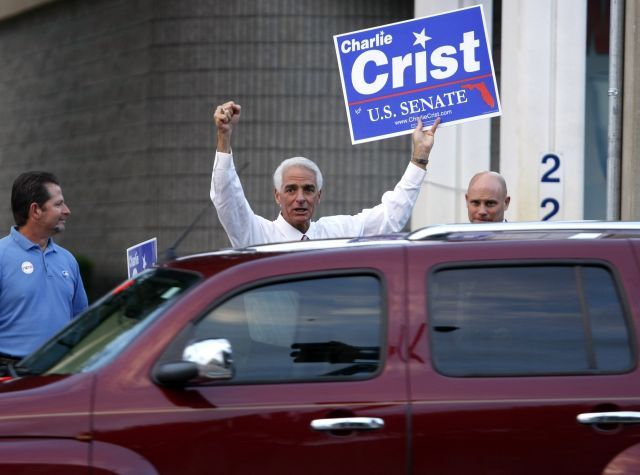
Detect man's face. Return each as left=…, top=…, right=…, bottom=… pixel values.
left=274, top=165, right=321, bottom=233
left=466, top=175, right=510, bottom=223
left=37, top=183, right=71, bottom=235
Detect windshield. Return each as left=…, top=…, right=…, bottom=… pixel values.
left=18, top=268, right=201, bottom=376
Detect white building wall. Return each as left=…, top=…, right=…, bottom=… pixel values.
left=500, top=0, right=586, bottom=221
left=412, top=0, right=493, bottom=227
left=412, top=0, right=586, bottom=226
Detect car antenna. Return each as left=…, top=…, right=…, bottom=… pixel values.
left=160, top=161, right=250, bottom=262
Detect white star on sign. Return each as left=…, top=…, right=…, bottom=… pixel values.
left=413, top=28, right=431, bottom=49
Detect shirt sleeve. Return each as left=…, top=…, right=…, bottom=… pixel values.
left=357, top=162, right=426, bottom=235
left=72, top=260, right=88, bottom=317
left=210, top=151, right=273, bottom=247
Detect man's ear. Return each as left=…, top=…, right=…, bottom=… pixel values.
left=316, top=189, right=322, bottom=203
left=274, top=188, right=281, bottom=206
left=504, top=196, right=511, bottom=210
left=28, top=202, right=41, bottom=220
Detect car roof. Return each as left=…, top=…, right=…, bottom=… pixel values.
left=161, top=221, right=640, bottom=278
left=407, top=220, right=640, bottom=241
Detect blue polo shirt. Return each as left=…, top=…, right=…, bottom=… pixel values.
left=0, top=226, right=88, bottom=358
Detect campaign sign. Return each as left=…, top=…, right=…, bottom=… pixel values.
left=126, top=237, right=157, bottom=279
left=334, top=5, right=501, bottom=144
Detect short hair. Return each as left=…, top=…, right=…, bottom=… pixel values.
left=11, top=171, right=60, bottom=227
left=273, top=157, right=323, bottom=191
left=468, top=171, right=508, bottom=198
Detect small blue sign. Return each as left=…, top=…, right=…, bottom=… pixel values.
left=126, top=237, right=157, bottom=278
left=334, top=5, right=501, bottom=144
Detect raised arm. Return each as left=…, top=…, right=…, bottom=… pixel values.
left=214, top=101, right=242, bottom=153
left=410, top=117, right=441, bottom=170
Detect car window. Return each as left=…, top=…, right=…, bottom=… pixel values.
left=429, top=264, right=633, bottom=376
left=189, top=274, right=383, bottom=383
left=19, top=268, right=201, bottom=375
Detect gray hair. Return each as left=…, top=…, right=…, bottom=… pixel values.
left=273, top=157, right=323, bottom=191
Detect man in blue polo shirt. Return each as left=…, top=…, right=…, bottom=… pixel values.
left=0, top=171, right=88, bottom=365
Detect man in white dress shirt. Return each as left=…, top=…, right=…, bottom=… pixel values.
left=211, top=100, right=440, bottom=247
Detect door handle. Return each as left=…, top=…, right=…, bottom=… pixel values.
left=310, top=417, right=385, bottom=431
left=577, top=411, right=640, bottom=425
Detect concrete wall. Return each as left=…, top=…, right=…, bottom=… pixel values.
left=411, top=0, right=494, bottom=227
left=0, top=0, right=414, bottom=298
left=500, top=0, right=586, bottom=222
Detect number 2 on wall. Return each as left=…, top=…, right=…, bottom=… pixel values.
left=541, top=154, right=561, bottom=183
left=539, top=154, right=562, bottom=221
left=540, top=198, right=560, bottom=221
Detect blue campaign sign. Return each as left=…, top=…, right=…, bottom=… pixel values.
left=334, top=5, right=501, bottom=144
left=126, top=237, right=158, bottom=279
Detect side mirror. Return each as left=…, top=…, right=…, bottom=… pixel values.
left=154, top=338, right=234, bottom=387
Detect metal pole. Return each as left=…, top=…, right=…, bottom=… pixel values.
left=606, top=0, right=625, bottom=220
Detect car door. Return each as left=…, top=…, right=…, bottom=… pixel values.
left=91, top=248, right=410, bottom=475
left=406, top=240, right=640, bottom=475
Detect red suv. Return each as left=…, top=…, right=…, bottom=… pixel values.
left=1, top=221, right=640, bottom=474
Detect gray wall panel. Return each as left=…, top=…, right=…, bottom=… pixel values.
left=0, top=0, right=413, bottom=299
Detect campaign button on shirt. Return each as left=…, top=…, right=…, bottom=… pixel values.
left=21, top=261, right=34, bottom=275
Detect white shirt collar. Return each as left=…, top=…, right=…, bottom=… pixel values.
left=275, top=213, right=311, bottom=241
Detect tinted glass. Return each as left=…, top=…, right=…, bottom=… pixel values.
left=19, top=269, right=201, bottom=375
left=191, top=274, right=383, bottom=382
left=429, top=265, right=632, bottom=376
